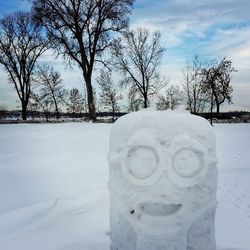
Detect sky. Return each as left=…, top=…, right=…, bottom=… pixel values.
left=0, top=0, right=249, bottom=111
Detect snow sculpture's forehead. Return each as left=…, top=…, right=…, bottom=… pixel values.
left=110, top=110, right=215, bottom=152
left=109, top=110, right=216, bottom=188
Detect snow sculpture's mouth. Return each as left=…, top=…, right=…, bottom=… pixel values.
left=139, top=202, right=182, bottom=216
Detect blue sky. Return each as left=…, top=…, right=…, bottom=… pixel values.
left=0, top=0, right=250, bottom=111
left=0, top=0, right=30, bottom=15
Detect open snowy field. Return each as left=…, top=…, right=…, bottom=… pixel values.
left=0, top=121, right=249, bottom=250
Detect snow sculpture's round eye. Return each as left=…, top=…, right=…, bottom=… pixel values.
left=173, top=149, right=202, bottom=178
left=168, top=137, right=207, bottom=187
left=127, top=146, right=159, bottom=180
left=121, top=140, right=164, bottom=186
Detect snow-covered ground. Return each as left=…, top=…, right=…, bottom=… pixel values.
left=0, top=122, right=249, bottom=250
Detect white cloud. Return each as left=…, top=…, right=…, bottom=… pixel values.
left=130, top=0, right=250, bottom=111
left=131, top=0, right=250, bottom=45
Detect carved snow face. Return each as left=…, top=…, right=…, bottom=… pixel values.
left=120, top=131, right=209, bottom=188
left=109, top=111, right=217, bottom=234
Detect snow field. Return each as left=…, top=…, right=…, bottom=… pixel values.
left=0, top=122, right=249, bottom=250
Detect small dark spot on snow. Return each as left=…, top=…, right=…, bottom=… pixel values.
left=130, top=209, right=135, bottom=214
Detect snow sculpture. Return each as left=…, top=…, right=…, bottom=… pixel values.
left=109, top=110, right=218, bottom=250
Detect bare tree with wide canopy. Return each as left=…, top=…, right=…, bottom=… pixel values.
left=113, top=27, right=166, bottom=109
left=0, top=12, right=48, bottom=120
left=32, top=0, right=134, bottom=121
left=33, top=64, right=67, bottom=119
left=202, top=58, right=236, bottom=114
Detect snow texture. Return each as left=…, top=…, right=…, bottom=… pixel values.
left=109, top=110, right=218, bottom=250
left=0, top=121, right=249, bottom=250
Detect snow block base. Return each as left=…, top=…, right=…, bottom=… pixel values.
left=109, top=110, right=218, bottom=250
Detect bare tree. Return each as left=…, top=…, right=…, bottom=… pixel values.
left=67, top=88, right=86, bottom=116
left=0, top=103, right=8, bottom=111
left=182, top=56, right=209, bottom=114
left=33, top=64, right=67, bottom=119
left=127, top=98, right=143, bottom=112
left=0, top=103, right=9, bottom=120
left=0, top=12, right=48, bottom=120
left=30, top=92, right=51, bottom=121
left=113, top=27, right=166, bottom=109
left=27, top=101, right=40, bottom=120
left=156, top=85, right=183, bottom=110
left=32, top=0, right=134, bottom=121
left=202, top=58, right=236, bottom=114
left=97, top=70, right=121, bottom=122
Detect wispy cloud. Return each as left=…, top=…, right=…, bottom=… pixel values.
left=130, top=0, right=250, bottom=110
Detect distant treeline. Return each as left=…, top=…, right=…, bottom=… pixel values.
left=200, top=111, right=250, bottom=120
left=0, top=110, right=249, bottom=123
left=0, top=110, right=128, bottom=122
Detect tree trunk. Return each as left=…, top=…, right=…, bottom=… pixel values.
left=21, top=102, right=27, bottom=120
left=193, top=98, right=196, bottom=114
left=55, top=105, right=60, bottom=119
left=143, top=95, right=148, bottom=108
left=216, top=103, right=220, bottom=114
left=54, top=98, right=60, bottom=120
left=56, top=111, right=60, bottom=119
left=112, top=106, right=115, bottom=123
left=210, top=93, right=213, bottom=126
left=85, top=75, right=96, bottom=122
